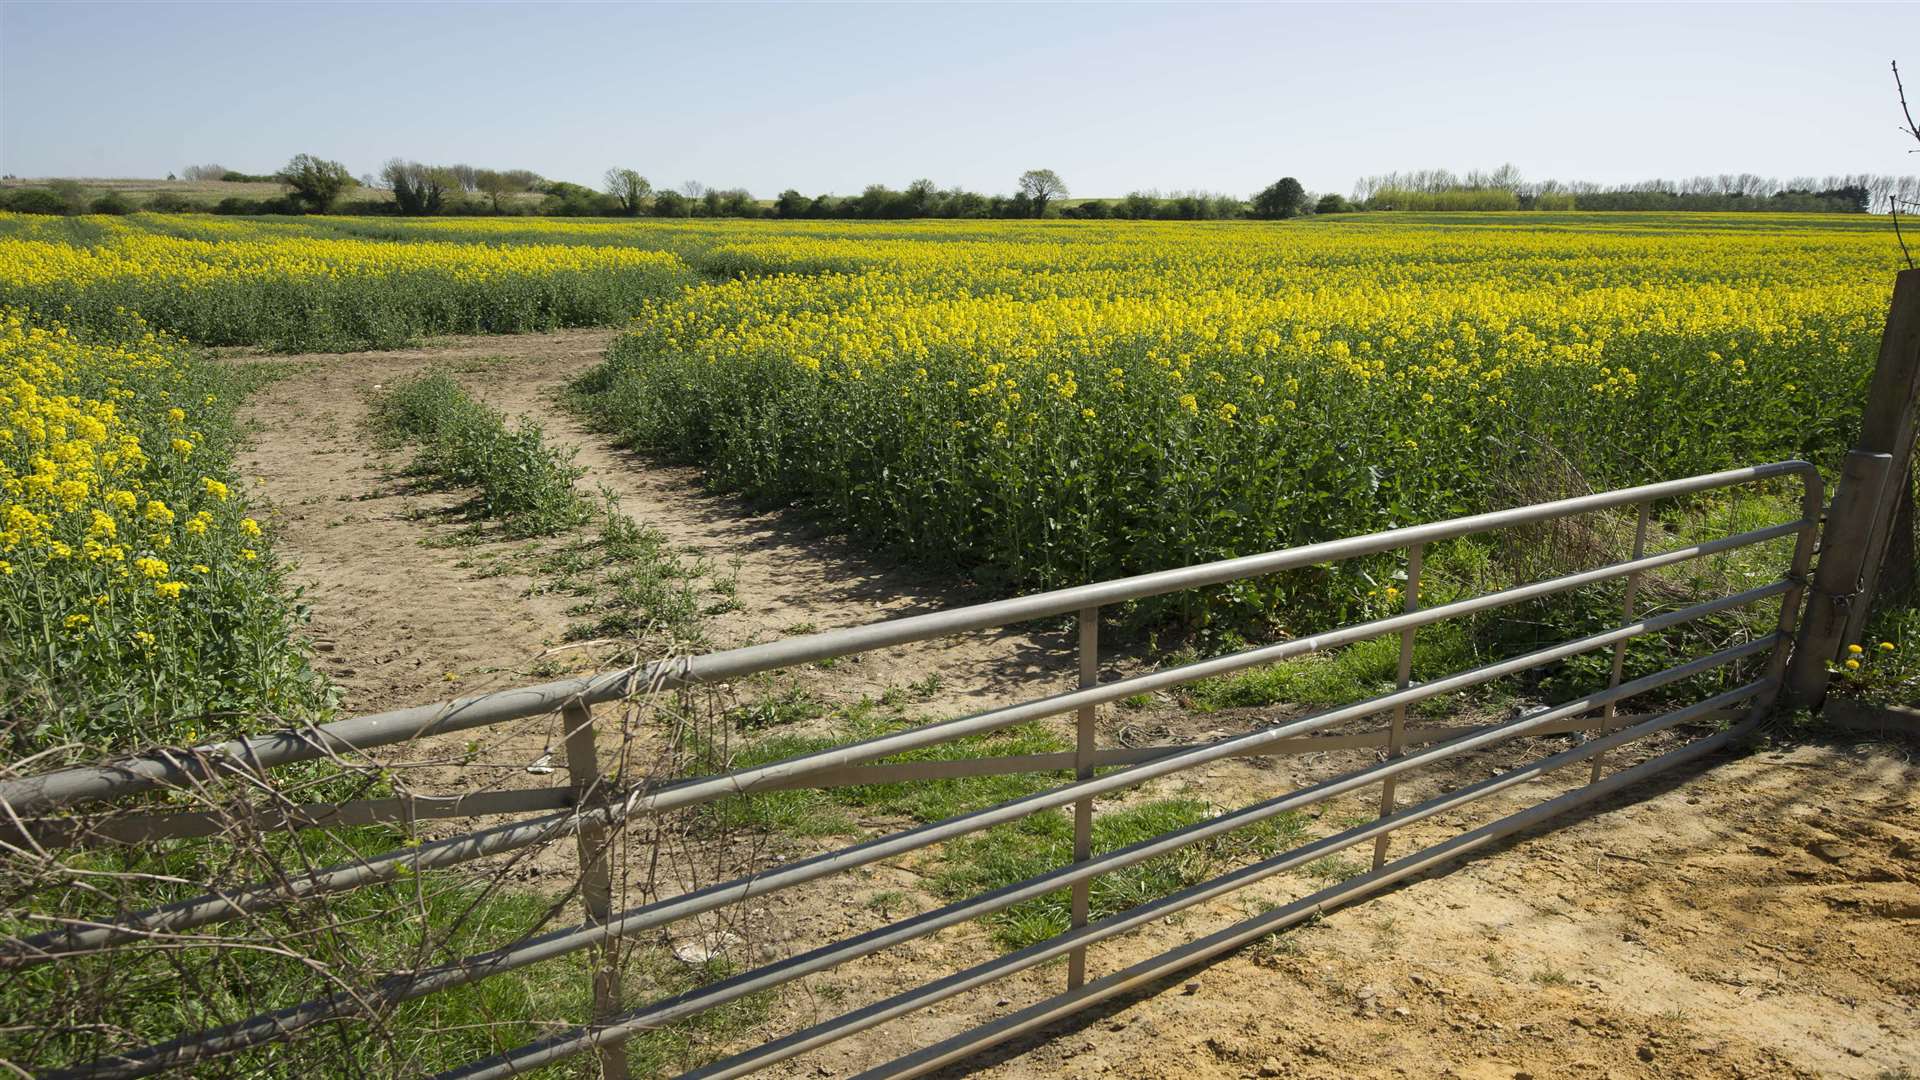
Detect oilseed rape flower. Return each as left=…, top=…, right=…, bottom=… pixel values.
left=0, top=309, right=320, bottom=755
left=573, top=211, right=1902, bottom=624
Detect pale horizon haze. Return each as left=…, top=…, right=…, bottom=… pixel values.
left=4, top=1, right=1919, bottom=199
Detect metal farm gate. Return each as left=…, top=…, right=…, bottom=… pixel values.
left=0, top=459, right=1835, bottom=1079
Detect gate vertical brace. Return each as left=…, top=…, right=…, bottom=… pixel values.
left=1372, top=543, right=1422, bottom=869
left=1067, top=606, right=1099, bottom=990
left=1590, top=503, right=1650, bottom=784
left=563, top=700, right=629, bottom=1080
left=1841, top=267, right=1920, bottom=645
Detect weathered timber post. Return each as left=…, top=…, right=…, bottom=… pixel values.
left=1789, top=452, right=1893, bottom=705
left=1788, top=269, right=1920, bottom=708
left=1839, top=267, right=1920, bottom=646
left=563, top=699, right=630, bottom=1080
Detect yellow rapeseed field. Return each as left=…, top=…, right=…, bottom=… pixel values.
left=578, top=213, right=1904, bottom=621
left=0, top=309, right=322, bottom=752
left=0, top=209, right=1905, bottom=630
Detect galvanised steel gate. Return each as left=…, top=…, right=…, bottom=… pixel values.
left=0, top=460, right=1822, bottom=1078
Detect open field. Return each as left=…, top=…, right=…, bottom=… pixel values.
left=1, top=210, right=1915, bottom=1077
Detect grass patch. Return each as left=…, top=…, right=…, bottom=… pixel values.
left=693, top=711, right=1071, bottom=838
left=370, top=369, right=589, bottom=538
left=4, top=826, right=768, bottom=1075
left=931, top=799, right=1310, bottom=951
left=1184, top=618, right=1479, bottom=713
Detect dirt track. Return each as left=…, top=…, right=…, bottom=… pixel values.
left=235, top=332, right=1920, bottom=1080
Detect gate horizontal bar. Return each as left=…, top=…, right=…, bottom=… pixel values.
left=13, top=786, right=578, bottom=847
left=858, top=711, right=1754, bottom=1079
left=0, top=462, right=1815, bottom=816
left=448, top=681, right=1766, bottom=1080
left=684, top=682, right=1763, bottom=1080
left=44, top=632, right=1774, bottom=1077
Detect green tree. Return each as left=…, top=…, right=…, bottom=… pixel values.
left=774, top=189, right=809, bottom=217
left=277, top=154, right=353, bottom=213
left=475, top=169, right=539, bottom=213
left=1252, top=177, right=1307, bottom=219
left=1017, top=169, right=1068, bottom=217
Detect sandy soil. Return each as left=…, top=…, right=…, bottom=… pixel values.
left=233, top=332, right=1920, bottom=1080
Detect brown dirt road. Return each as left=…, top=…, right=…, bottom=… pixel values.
left=234, top=332, right=1920, bottom=1080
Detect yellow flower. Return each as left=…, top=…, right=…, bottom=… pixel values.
left=1880, top=641, right=1896, bottom=652
left=1847, top=644, right=1864, bottom=655
left=239, top=517, right=262, bottom=537
left=143, top=499, right=175, bottom=525
left=170, top=438, right=194, bottom=457
left=154, top=580, right=187, bottom=599
left=133, top=630, right=156, bottom=648
left=63, top=613, right=90, bottom=629
left=134, top=556, right=169, bottom=579
left=240, top=547, right=258, bottom=560
left=1844, top=658, right=1861, bottom=670
left=200, top=477, right=229, bottom=501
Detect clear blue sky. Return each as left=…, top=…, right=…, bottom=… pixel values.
left=4, top=2, right=1917, bottom=198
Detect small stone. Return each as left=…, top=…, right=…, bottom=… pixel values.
left=1637, top=1045, right=1656, bottom=1062
left=996, top=997, right=1012, bottom=1007
left=1258, top=1059, right=1283, bottom=1077
left=1394, top=1007, right=1412, bottom=1018
left=1811, top=841, right=1853, bottom=863
left=1183, top=981, right=1202, bottom=995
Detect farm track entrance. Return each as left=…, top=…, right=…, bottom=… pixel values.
left=7, top=330, right=1912, bottom=1076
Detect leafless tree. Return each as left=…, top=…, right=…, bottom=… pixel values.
left=604, top=168, right=653, bottom=215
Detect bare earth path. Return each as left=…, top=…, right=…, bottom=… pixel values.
left=234, top=332, right=1920, bottom=1080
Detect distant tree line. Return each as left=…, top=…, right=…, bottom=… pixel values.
left=1350, top=166, right=1919, bottom=213
left=5, top=154, right=1915, bottom=220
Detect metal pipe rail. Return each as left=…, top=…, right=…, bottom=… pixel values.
left=12, top=460, right=1821, bottom=1080
left=48, top=635, right=1776, bottom=1079
left=4, top=512, right=1807, bottom=968
left=687, top=681, right=1764, bottom=1080
left=438, top=681, right=1771, bottom=1080
left=860, top=710, right=1756, bottom=1080
left=12, top=572, right=1782, bottom=983
left=0, top=460, right=1818, bottom=816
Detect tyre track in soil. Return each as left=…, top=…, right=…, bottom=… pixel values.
left=236, top=333, right=1920, bottom=1080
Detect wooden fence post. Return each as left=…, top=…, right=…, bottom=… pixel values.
left=1840, top=268, right=1920, bottom=646
left=1788, top=267, right=1920, bottom=708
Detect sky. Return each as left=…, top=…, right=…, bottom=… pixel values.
left=4, top=1, right=1919, bottom=199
